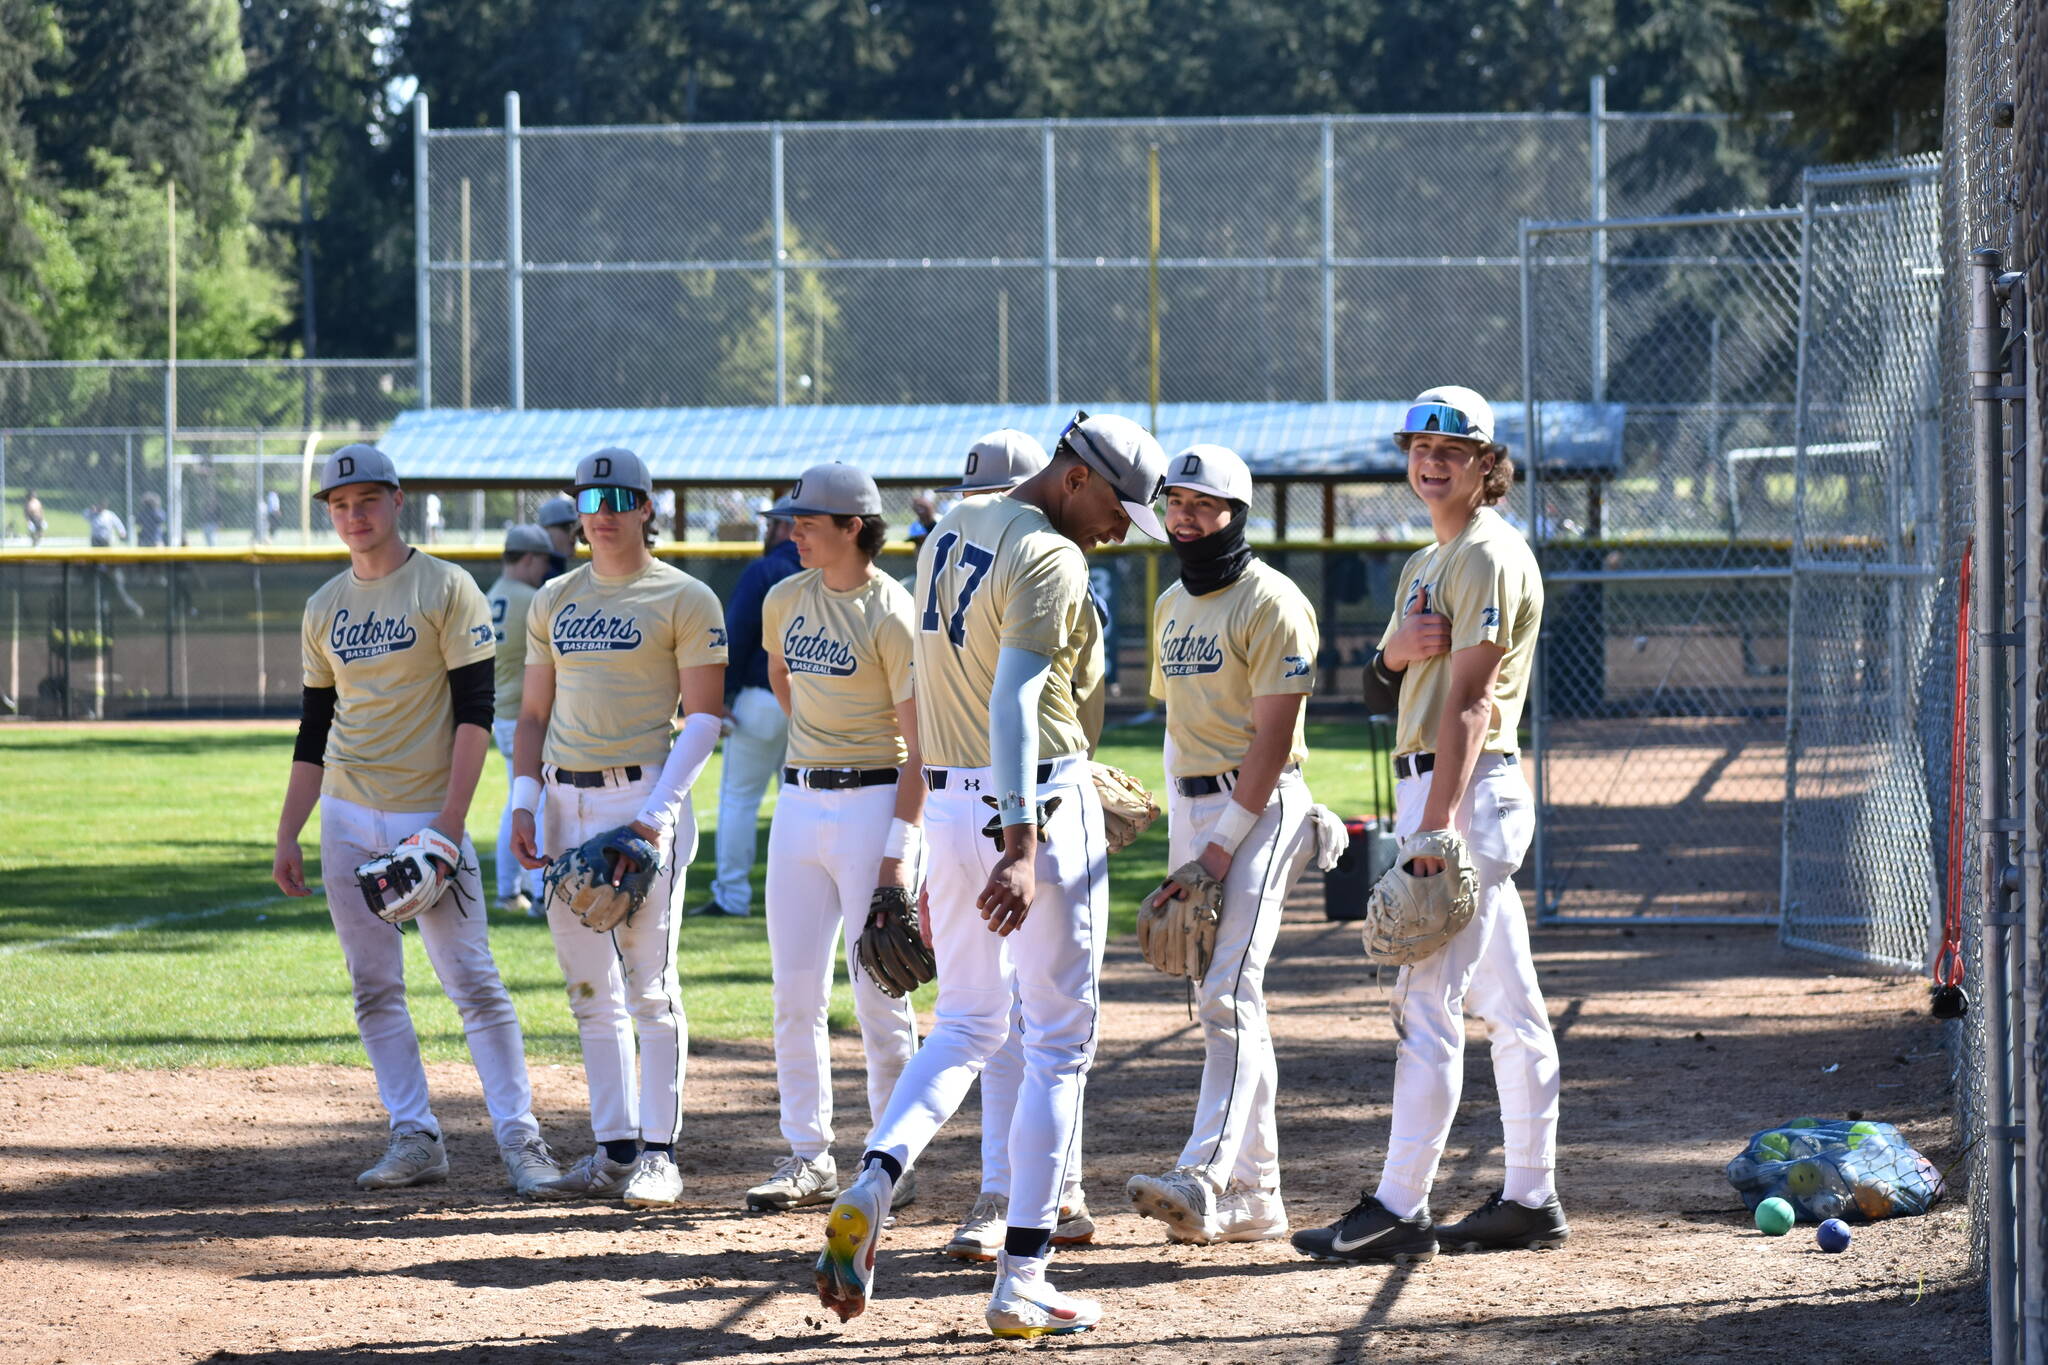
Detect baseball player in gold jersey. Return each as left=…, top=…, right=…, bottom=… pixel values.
left=487, top=524, right=551, bottom=916
left=272, top=444, right=560, bottom=1196
left=814, top=412, right=1167, bottom=1339
left=510, top=447, right=729, bottom=1208
left=1126, top=444, right=1321, bottom=1246
left=1293, top=386, right=1566, bottom=1264
left=743, top=463, right=925, bottom=1215
left=931, top=430, right=1098, bottom=1262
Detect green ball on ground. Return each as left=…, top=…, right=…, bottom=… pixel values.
left=1754, top=1197, right=1796, bottom=1236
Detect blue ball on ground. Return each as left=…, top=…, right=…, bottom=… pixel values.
left=1816, top=1218, right=1853, bottom=1253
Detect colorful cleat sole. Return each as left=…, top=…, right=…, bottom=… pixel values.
left=814, top=1182, right=885, bottom=1321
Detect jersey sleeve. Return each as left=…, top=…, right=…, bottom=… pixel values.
left=525, top=582, right=556, bottom=668
left=1148, top=587, right=1171, bottom=701
left=673, top=578, right=732, bottom=669
left=441, top=571, right=496, bottom=670
left=1438, top=541, right=1525, bottom=654
left=998, top=533, right=1087, bottom=658
left=302, top=603, right=334, bottom=688
left=1245, top=585, right=1319, bottom=697
left=873, top=594, right=916, bottom=705
left=759, top=578, right=794, bottom=663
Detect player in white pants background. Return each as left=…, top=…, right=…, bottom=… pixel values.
left=815, top=412, right=1168, bottom=1339
left=1292, top=386, right=1566, bottom=1264
left=510, top=447, right=729, bottom=1209
left=1125, top=444, right=1320, bottom=1246
left=486, top=524, right=551, bottom=915
left=742, top=463, right=925, bottom=1215
left=271, top=444, right=560, bottom=1197
left=932, top=429, right=1097, bottom=1261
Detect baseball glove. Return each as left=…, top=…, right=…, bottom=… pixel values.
left=355, top=826, right=462, bottom=925
left=543, top=825, right=661, bottom=933
left=1137, top=860, right=1223, bottom=981
left=1360, top=829, right=1479, bottom=966
left=1307, top=803, right=1350, bottom=872
left=979, top=794, right=1064, bottom=853
left=1091, top=762, right=1160, bottom=853
left=853, top=886, right=936, bottom=999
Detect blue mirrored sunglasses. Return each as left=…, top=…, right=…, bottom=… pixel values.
left=576, top=486, right=644, bottom=514
left=1397, top=402, right=1480, bottom=439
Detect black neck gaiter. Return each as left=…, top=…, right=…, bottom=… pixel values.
left=1173, top=514, right=1253, bottom=595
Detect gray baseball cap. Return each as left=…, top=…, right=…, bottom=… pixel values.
left=573, top=447, right=654, bottom=496
left=536, top=494, right=578, bottom=527
left=1164, top=444, right=1253, bottom=504
left=941, top=429, right=1049, bottom=493
left=770, top=462, right=883, bottom=517
left=1055, top=412, right=1170, bottom=541
left=503, top=523, right=552, bottom=555
left=314, top=443, right=401, bottom=501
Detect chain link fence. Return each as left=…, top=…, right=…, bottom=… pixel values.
left=1521, top=210, right=1804, bottom=922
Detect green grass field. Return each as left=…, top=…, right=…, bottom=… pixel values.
left=0, top=721, right=1385, bottom=1069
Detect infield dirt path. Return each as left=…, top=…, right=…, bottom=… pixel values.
left=0, top=916, right=1984, bottom=1364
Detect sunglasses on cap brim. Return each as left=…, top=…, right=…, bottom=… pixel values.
left=1396, top=402, right=1483, bottom=439
left=1057, top=412, right=1165, bottom=504
left=576, top=487, right=646, bottom=514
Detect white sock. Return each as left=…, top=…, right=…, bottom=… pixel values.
left=1372, top=1178, right=1428, bottom=1221
left=1002, top=1251, right=1049, bottom=1282
left=1504, top=1166, right=1554, bottom=1208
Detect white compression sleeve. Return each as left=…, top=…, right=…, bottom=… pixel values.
left=636, top=711, right=723, bottom=839
left=990, top=645, right=1053, bottom=827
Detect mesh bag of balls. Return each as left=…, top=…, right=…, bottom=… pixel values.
left=1724, top=1117, right=1946, bottom=1231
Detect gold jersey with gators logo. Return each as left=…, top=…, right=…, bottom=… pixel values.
left=526, top=560, right=728, bottom=771
left=1383, top=505, right=1543, bottom=759
left=302, top=549, right=497, bottom=811
left=1149, top=558, right=1318, bottom=778
left=762, top=567, right=916, bottom=769
left=912, top=495, right=1091, bottom=769
left=486, top=574, right=539, bottom=722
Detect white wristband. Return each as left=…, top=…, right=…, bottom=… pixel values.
left=883, top=818, right=920, bottom=863
left=511, top=775, right=542, bottom=815
left=1205, top=799, right=1260, bottom=854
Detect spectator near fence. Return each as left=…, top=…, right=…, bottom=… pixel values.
left=137, top=493, right=165, bottom=547
left=23, top=490, right=45, bottom=546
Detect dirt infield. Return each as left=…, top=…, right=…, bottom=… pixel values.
left=1, top=916, right=1983, bottom=1364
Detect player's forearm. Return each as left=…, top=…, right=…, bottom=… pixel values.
left=990, top=646, right=1052, bottom=827
left=1420, top=694, right=1490, bottom=828
left=276, top=762, right=323, bottom=840
left=435, top=723, right=491, bottom=833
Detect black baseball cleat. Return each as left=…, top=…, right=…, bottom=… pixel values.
left=1434, top=1191, right=1570, bottom=1252
left=1290, top=1193, right=1437, bottom=1265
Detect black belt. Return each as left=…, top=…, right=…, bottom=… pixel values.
left=1176, top=769, right=1240, bottom=798
left=926, top=761, right=1054, bottom=791
left=783, top=766, right=899, bottom=790
left=552, top=765, right=643, bottom=788
left=1395, top=751, right=1518, bottom=779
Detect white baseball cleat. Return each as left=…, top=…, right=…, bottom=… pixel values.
left=1053, top=1191, right=1096, bottom=1245
left=985, top=1251, right=1101, bottom=1339
left=747, top=1153, right=839, bottom=1212
left=357, top=1129, right=448, bottom=1190
left=1208, top=1183, right=1290, bottom=1243
left=815, top=1166, right=891, bottom=1321
left=621, top=1150, right=684, bottom=1208
left=496, top=892, right=533, bottom=917
left=500, top=1134, right=563, bottom=1197
left=1126, top=1165, right=1221, bottom=1243
left=943, top=1191, right=1007, bottom=1261
left=531, top=1148, right=635, bottom=1201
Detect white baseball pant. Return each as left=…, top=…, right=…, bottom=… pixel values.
left=976, top=1000, right=1084, bottom=1204
left=1375, top=755, right=1559, bottom=1216
left=865, top=754, right=1106, bottom=1235
left=492, top=719, right=544, bottom=903
left=765, top=779, right=919, bottom=1159
left=317, top=794, right=541, bottom=1146
left=540, top=767, right=695, bottom=1145
left=711, top=685, right=788, bottom=913
left=1167, top=767, right=1315, bottom=1192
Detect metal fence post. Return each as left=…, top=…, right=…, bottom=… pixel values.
left=505, top=92, right=525, bottom=410
left=772, top=124, right=786, bottom=407
left=2019, top=269, right=2046, bottom=1364
left=1588, top=77, right=1608, bottom=403
left=1520, top=219, right=1551, bottom=921
left=1321, top=116, right=1336, bottom=403
left=1043, top=120, right=1058, bottom=405
left=1780, top=186, right=1815, bottom=940
left=163, top=361, right=180, bottom=546
left=124, top=433, right=133, bottom=539
left=0, top=430, right=8, bottom=547
left=1971, top=244, right=2019, bottom=1365
left=413, top=93, right=431, bottom=411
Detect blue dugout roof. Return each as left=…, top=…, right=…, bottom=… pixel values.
left=378, top=401, right=1623, bottom=484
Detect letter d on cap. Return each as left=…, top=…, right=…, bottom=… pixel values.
left=339, top=456, right=355, bottom=477
left=595, top=457, right=612, bottom=479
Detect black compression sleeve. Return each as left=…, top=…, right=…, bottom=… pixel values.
left=294, top=685, right=337, bottom=765
left=448, top=659, right=495, bottom=731
left=1361, top=648, right=1403, bottom=717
